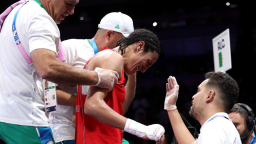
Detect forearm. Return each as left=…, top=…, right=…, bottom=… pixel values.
left=123, top=74, right=136, bottom=114
left=56, top=89, right=76, bottom=107
left=31, top=49, right=98, bottom=86
left=167, top=109, right=195, bottom=144
left=42, top=60, right=98, bottom=85
left=84, top=97, right=127, bottom=129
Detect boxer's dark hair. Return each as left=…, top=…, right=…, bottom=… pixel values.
left=205, top=72, right=239, bottom=112
left=117, top=29, right=161, bottom=55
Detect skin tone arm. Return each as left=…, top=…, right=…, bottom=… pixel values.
left=123, top=73, right=136, bottom=115
left=83, top=51, right=128, bottom=129
left=165, top=76, right=195, bottom=144
left=31, top=49, right=98, bottom=85
left=56, top=88, right=76, bottom=107
left=31, top=49, right=117, bottom=86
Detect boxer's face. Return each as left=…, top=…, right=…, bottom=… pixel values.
left=51, top=0, right=79, bottom=24
left=229, top=112, right=249, bottom=137
left=124, top=42, right=159, bottom=75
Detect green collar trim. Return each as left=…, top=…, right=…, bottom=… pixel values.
left=34, top=0, right=48, bottom=13
left=87, top=39, right=93, bottom=48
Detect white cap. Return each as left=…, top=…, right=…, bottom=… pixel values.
left=98, top=12, right=134, bottom=37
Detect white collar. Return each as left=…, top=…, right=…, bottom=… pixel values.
left=200, top=112, right=229, bottom=132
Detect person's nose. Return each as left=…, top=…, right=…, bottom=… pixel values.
left=68, top=6, right=75, bottom=15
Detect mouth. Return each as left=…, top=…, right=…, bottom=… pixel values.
left=61, top=14, right=68, bottom=19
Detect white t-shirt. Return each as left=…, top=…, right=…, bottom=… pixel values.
left=0, top=1, right=60, bottom=126
left=49, top=39, right=95, bottom=142
left=194, top=112, right=241, bottom=144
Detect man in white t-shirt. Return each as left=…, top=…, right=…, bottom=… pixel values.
left=49, top=12, right=135, bottom=144
left=0, top=0, right=118, bottom=143
left=164, top=72, right=241, bottom=144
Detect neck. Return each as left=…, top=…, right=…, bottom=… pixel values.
left=38, top=0, right=54, bottom=20
left=244, top=132, right=254, bottom=144
left=198, top=106, right=224, bottom=126
left=94, top=36, right=104, bottom=52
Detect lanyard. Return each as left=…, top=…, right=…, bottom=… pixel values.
left=249, top=134, right=256, bottom=144
left=12, top=3, right=33, bottom=66
left=207, top=115, right=228, bottom=123
left=87, top=38, right=99, bottom=54
left=12, top=0, right=65, bottom=65
left=34, top=0, right=47, bottom=13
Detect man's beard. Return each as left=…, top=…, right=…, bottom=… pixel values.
left=189, top=106, right=202, bottom=121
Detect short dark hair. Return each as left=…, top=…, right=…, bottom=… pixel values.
left=205, top=72, right=239, bottom=112
left=117, top=29, right=161, bottom=55
left=230, top=104, right=248, bottom=121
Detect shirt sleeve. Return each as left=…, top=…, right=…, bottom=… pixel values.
left=28, top=8, right=59, bottom=54
left=62, top=39, right=76, bottom=66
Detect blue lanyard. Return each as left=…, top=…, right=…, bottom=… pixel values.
left=207, top=115, right=228, bottom=123
left=12, top=2, right=33, bottom=65
left=249, top=134, right=256, bottom=144
left=87, top=38, right=98, bottom=54
left=12, top=4, right=23, bottom=44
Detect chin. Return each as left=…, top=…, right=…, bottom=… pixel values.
left=125, top=71, right=134, bottom=75
left=55, top=20, right=61, bottom=24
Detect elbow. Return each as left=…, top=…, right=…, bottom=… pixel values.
left=84, top=100, right=99, bottom=117
left=36, top=67, right=53, bottom=79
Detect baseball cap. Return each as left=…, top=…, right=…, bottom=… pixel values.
left=98, top=12, right=134, bottom=37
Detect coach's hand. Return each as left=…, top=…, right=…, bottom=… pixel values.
left=164, top=76, right=179, bottom=110
left=93, top=67, right=119, bottom=91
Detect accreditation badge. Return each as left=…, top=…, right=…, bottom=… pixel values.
left=43, top=79, right=57, bottom=113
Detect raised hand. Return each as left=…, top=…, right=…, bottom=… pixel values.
left=164, top=76, right=179, bottom=110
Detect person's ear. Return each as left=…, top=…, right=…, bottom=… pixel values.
left=135, top=41, right=145, bottom=53
left=206, top=90, right=215, bottom=103
left=105, top=30, right=114, bottom=41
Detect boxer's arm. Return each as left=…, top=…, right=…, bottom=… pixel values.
left=123, top=73, right=136, bottom=115
left=84, top=52, right=127, bottom=129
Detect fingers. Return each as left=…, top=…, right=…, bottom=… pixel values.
left=172, top=76, right=178, bottom=86
left=167, top=76, right=178, bottom=89
left=110, top=70, right=119, bottom=79
left=93, top=67, right=119, bottom=90
left=156, top=135, right=165, bottom=144
left=166, top=83, right=170, bottom=92
left=167, top=76, right=173, bottom=89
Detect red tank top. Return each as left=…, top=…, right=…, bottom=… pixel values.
left=75, top=47, right=126, bottom=144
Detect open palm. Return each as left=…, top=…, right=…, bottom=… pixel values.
left=164, top=76, right=179, bottom=110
